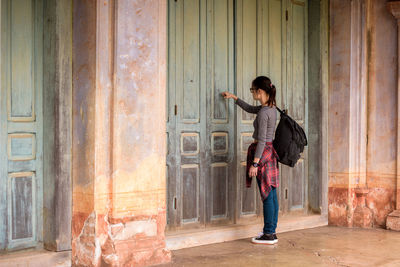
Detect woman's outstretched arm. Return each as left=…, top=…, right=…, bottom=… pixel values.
left=221, top=91, right=261, bottom=114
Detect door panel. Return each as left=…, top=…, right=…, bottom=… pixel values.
left=9, top=0, right=35, bottom=121
left=182, top=0, right=200, bottom=123
left=289, top=1, right=306, bottom=122
left=211, top=0, right=230, bottom=122
left=290, top=160, right=305, bottom=209
left=0, top=0, right=43, bottom=250
left=211, top=163, right=228, bottom=218
left=238, top=0, right=257, bottom=123
left=241, top=162, right=257, bottom=214
left=10, top=172, right=35, bottom=240
left=181, top=165, right=199, bottom=222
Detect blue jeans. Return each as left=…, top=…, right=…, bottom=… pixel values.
left=256, top=178, right=279, bottom=234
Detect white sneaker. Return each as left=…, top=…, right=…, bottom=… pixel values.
left=251, top=233, right=276, bottom=245
left=273, top=233, right=278, bottom=244
left=253, top=232, right=278, bottom=244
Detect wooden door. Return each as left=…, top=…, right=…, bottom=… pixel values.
left=167, top=0, right=235, bottom=229
left=167, top=0, right=308, bottom=229
left=236, top=0, right=308, bottom=219
left=0, top=0, right=43, bottom=250
left=281, top=0, right=308, bottom=213
left=236, top=0, right=284, bottom=220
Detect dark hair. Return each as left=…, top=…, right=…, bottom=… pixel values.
left=252, top=76, right=276, bottom=107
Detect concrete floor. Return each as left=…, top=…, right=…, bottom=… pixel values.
left=0, top=249, right=70, bottom=267
left=159, top=226, right=400, bottom=267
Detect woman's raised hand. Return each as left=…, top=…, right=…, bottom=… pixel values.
left=221, top=91, right=238, bottom=100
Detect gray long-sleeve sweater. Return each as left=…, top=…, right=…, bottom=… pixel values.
left=235, top=98, right=277, bottom=159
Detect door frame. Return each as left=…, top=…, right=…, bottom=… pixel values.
left=42, top=0, right=73, bottom=252
left=307, top=0, right=329, bottom=215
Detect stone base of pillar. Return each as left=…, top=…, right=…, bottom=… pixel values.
left=386, top=210, right=400, bottom=231
left=72, top=211, right=171, bottom=267
left=353, top=206, right=373, bottom=228
left=353, top=188, right=372, bottom=228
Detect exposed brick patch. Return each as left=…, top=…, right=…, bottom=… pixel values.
left=353, top=188, right=373, bottom=228
left=109, top=214, right=158, bottom=224
left=365, top=188, right=395, bottom=227
left=329, top=187, right=396, bottom=229
left=328, top=187, right=354, bottom=227
left=387, top=210, right=400, bottom=231
left=72, top=211, right=100, bottom=267
left=72, top=210, right=171, bottom=266
left=101, top=210, right=171, bottom=266
left=72, top=212, right=89, bottom=239
left=353, top=206, right=373, bottom=228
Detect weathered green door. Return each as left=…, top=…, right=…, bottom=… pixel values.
left=167, top=0, right=308, bottom=229
left=236, top=0, right=308, bottom=216
left=282, top=0, right=308, bottom=212
left=167, top=0, right=235, bottom=229
left=0, top=0, right=43, bottom=250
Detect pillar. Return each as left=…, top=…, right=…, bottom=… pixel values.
left=329, top=0, right=371, bottom=227
left=72, top=0, right=171, bottom=266
left=43, top=0, right=73, bottom=251
left=387, top=1, right=400, bottom=231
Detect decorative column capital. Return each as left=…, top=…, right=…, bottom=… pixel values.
left=387, top=1, right=400, bottom=20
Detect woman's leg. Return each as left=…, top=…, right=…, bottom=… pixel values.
left=272, top=186, right=279, bottom=233
left=257, top=179, right=275, bottom=234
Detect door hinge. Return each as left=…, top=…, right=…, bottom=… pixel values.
left=174, top=105, right=178, bottom=116
left=285, top=188, right=288, bottom=199
left=173, top=197, right=177, bottom=210
left=286, top=10, right=288, bottom=21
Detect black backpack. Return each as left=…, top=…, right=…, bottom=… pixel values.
left=273, top=107, right=307, bottom=167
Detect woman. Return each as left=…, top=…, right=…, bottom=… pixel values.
left=222, top=76, right=279, bottom=245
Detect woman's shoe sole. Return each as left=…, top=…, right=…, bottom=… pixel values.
left=251, top=237, right=276, bottom=245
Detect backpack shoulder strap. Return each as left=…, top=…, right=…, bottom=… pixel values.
left=276, top=106, right=285, bottom=115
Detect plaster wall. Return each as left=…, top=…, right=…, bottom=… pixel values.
left=112, top=0, right=167, bottom=221
left=329, top=0, right=398, bottom=228
left=329, top=0, right=353, bottom=226
left=329, top=0, right=351, bottom=177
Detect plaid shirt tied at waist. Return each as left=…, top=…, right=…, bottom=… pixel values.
left=246, top=142, right=280, bottom=201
